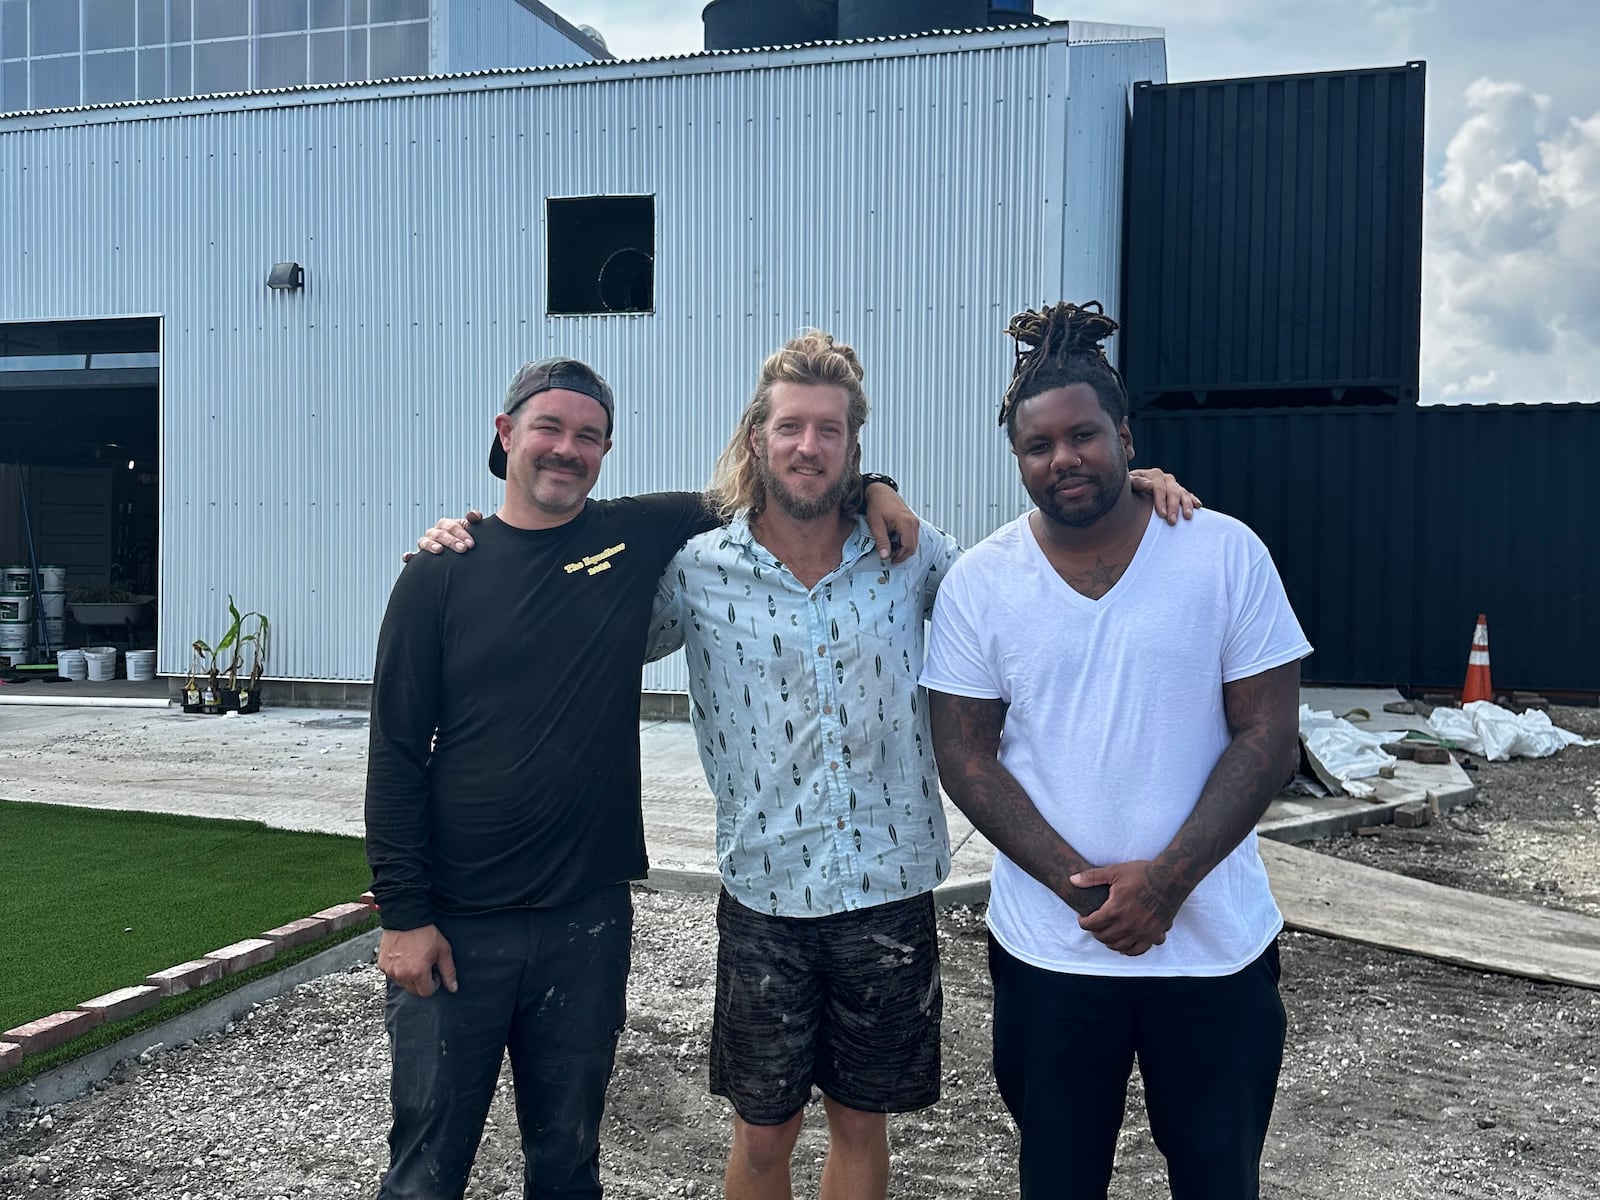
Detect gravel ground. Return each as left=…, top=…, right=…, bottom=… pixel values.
left=3, top=709, right=1598, bottom=1199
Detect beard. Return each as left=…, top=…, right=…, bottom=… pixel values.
left=1032, top=453, right=1129, bottom=529
left=756, top=455, right=854, bottom=520
left=1036, top=477, right=1121, bottom=527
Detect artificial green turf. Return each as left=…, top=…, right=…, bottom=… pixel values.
left=0, top=800, right=372, bottom=1035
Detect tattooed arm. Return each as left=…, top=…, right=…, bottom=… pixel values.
left=1074, top=659, right=1302, bottom=956
left=928, top=690, right=1110, bottom=918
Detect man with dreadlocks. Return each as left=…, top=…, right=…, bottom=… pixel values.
left=921, top=303, right=1310, bottom=1200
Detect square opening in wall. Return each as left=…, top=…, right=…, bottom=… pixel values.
left=546, top=195, right=655, bottom=315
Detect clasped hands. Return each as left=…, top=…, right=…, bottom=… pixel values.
left=1067, top=860, right=1189, bottom=958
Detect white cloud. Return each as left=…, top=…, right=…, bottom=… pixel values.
left=1423, top=81, right=1600, bottom=402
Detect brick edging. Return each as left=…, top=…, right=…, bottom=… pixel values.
left=1, top=894, right=378, bottom=1070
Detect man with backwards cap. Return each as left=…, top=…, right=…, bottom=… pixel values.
left=363, top=357, right=920, bottom=1200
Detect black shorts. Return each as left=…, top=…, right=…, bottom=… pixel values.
left=709, top=889, right=942, bottom=1124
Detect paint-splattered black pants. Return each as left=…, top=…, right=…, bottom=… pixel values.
left=376, top=885, right=632, bottom=1200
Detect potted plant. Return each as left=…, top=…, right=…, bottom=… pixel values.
left=183, top=596, right=270, bottom=715
left=229, top=601, right=270, bottom=715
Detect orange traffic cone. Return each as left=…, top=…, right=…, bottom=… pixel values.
left=1461, top=613, right=1493, bottom=704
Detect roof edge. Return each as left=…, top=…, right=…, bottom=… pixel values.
left=0, top=20, right=1167, bottom=131
left=1139, top=58, right=1425, bottom=92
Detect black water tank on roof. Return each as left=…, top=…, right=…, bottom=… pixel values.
left=702, top=0, right=838, bottom=51
left=836, top=0, right=1038, bottom=39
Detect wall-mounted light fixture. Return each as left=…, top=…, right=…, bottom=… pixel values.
left=266, top=262, right=304, bottom=291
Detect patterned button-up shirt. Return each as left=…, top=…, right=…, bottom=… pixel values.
left=649, top=513, right=961, bottom=917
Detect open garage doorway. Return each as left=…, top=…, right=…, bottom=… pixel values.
left=0, top=318, right=160, bottom=682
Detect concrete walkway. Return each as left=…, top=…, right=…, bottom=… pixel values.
left=0, top=684, right=1468, bottom=897
left=0, top=683, right=1470, bottom=845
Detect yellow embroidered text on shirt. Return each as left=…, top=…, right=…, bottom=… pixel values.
left=564, top=542, right=627, bottom=576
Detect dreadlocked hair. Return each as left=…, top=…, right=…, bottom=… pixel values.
left=706, top=329, right=870, bottom=521
left=999, top=301, right=1129, bottom=437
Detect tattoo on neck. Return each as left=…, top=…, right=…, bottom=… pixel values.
left=1068, top=557, right=1126, bottom=600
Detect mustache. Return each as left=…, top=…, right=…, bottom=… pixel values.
left=534, top=453, right=586, bottom=474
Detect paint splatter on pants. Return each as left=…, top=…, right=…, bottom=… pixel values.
left=709, top=889, right=942, bottom=1123
left=376, top=885, right=632, bottom=1200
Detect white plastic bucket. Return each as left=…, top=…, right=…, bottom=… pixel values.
left=39, top=590, right=66, bottom=619
left=0, top=647, right=32, bottom=668
left=39, top=565, right=68, bottom=592
left=39, top=617, right=66, bottom=646
left=56, top=648, right=86, bottom=679
left=0, top=619, right=30, bottom=650
left=82, top=645, right=118, bottom=681
left=0, top=594, right=30, bottom=622
left=1, top=566, right=30, bottom=595
left=125, top=649, right=156, bottom=680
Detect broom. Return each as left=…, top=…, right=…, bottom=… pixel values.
left=8, top=461, right=64, bottom=676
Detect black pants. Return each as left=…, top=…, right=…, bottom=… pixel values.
left=377, top=886, right=632, bottom=1200
left=989, top=935, right=1285, bottom=1200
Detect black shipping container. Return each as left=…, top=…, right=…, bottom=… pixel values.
left=1133, top=403, right=1600, bottom=695
left=1123, top=62, right=1427, bottom=409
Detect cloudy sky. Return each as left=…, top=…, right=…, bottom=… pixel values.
left=554, top=1, right=1598, bottom=403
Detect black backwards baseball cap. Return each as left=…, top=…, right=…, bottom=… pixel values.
left=489, top=356, right=616, bottom=479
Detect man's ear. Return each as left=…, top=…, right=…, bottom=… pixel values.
left=495, top=412, right=515, bottom=449
left=1119, top=418, right=1134, bottom=464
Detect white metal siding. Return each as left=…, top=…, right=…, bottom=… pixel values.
left=0, top=27, right=1164, bottom=687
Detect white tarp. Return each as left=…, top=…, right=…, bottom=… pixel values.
left=1298, top=705, right=1399, bottom=790
left=1426, top=701, right=1597, bottom=762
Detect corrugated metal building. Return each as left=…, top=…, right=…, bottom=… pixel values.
left=0, top=20, right=1168, bottom=695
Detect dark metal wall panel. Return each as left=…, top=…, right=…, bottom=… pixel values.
left=1134, top=404, right=1599, bottom=695
left=1132, top=407, right=1415, bottom=686
left=1411, top=405, right=1600, bottom=694
left=1124, top=62, right=1426, bottom=402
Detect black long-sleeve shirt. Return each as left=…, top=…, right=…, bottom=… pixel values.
left=364, top=494, right=717, bottom=931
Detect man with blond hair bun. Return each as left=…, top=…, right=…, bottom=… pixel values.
left=648, top=329, right=961, bottom=1200
left=647, top=329, right=1196, bottom=1200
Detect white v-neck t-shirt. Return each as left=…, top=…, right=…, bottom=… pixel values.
left=920, top=507, right=1311, bottom=977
